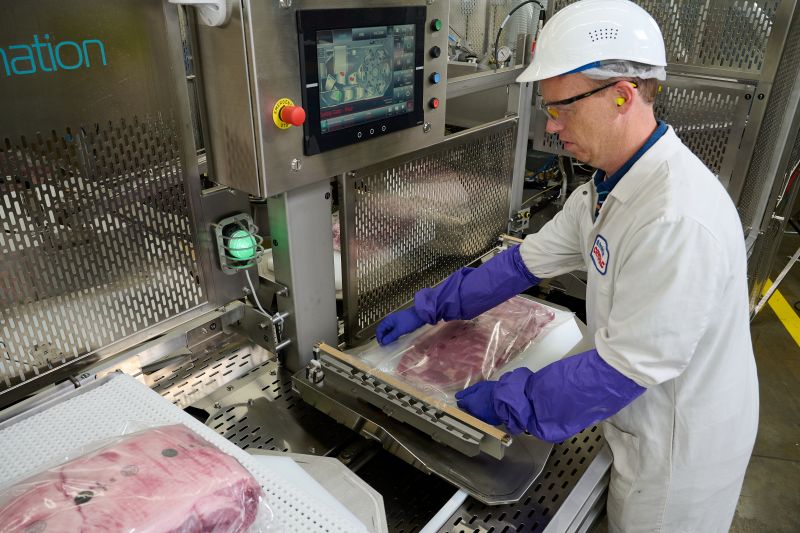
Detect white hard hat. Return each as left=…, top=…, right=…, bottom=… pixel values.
left=517, top=0, right=667, bottom=83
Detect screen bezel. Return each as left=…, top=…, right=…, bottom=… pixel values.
left=297, top=7, right=427, bottom=155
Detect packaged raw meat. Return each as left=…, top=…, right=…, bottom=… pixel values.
left=0, top=424, right=275, bottom=533
left=361, top=296, right=564, bottom=402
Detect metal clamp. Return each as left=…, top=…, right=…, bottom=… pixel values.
left=306, top=359, right=325, bottom=385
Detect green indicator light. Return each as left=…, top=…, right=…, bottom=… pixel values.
left=228, top=229, right=257, bottom=260
left=431, top=19, right=442, bottom=31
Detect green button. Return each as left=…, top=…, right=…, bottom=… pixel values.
left=431, top=19, right=442, bottom=31
left=228, top=229, right=257, bottom=260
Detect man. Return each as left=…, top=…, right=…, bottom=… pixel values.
left=375, top=1, right=759, bottom=531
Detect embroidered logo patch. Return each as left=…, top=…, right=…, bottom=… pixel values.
left=591, top=234, right=609, bottom=275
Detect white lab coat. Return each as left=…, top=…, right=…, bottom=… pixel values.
left=519, top=127, right=759, bottom=533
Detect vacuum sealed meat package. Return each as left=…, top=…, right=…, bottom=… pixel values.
left=0, top=424, right=274, bottom=533
left=364, top=296, right=563, bottom=402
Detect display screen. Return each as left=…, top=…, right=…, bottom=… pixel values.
left=316, top=24, right=416, bottom=134
left=297, top=7, right=426, bottom=155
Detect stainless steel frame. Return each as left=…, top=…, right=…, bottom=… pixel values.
left=267, top=179, right=338, bottom=371
left=193, top=0, right=450, bottom=198
left=339, top=118, right=518, bottom=345
left=0, top=0, right=246, bottom=407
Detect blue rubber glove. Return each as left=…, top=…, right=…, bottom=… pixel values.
left=376, top=307, right=426, bottom=345
left=415, top=245, right=540, bottom=323
left=456, top=349, right=646, bottom=442
left=454, top=381, right=502, bottom=425
left=376, top=245, right=538, bottom=345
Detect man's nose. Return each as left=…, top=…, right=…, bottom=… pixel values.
left=545, top=117, right=562, bottom=134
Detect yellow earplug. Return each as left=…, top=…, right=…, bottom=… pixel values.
left=616, top=97, right=626, bottom=106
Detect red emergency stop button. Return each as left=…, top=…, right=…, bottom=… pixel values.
left=280, top=105, right=306, bottom=127
left=272, top=98, right=305, bottom=129
left=429, top=97, right=440, bottom=110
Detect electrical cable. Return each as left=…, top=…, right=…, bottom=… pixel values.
left=494, top=0, right=545, bottom=70
left=244, top=269, right=269, bottom=317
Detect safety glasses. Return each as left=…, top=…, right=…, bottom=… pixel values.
left=538, top=81, right=637, bottom=121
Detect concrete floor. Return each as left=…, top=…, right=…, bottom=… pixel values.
left=590, top=229, right=800, bottom=532
left=733, top=230, right=800, bottom=533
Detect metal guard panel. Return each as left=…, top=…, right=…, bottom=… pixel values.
left=0, top=0, right=206, bottom=395
left=0, top=118, right=205, bottom=392
left=342, top=120, right=516, bottom=343
left=553, top=0, right=781, bottom=77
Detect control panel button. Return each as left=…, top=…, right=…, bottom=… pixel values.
left=272, top=98, right=305, bottom=129
left=429, top=97, right=440, bottom=110
left=430, top=19, right=442, bottom=31
left=429, top=72, right=441, bottom=85
left=429, top=46, right=441, bottom=59
left=279, top=105, right=306, bottom=127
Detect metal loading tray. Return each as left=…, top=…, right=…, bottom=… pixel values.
left=294, top=343, right=554, bottom=505
left=314, top=342, right=512, bottom=459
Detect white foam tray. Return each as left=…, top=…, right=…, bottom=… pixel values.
left=0, top=373, right=367, bottom=532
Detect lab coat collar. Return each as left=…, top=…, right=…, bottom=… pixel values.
left=593, top=120, right=670, bottom=204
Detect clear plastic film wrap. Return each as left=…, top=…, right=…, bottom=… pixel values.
left=0, top=424, right=277, bottom=533
left=360, top=296, right=569, bottom=405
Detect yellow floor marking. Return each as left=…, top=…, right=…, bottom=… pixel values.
left=763, top=279, right=800, bottom=347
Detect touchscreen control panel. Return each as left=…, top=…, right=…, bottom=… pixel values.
left=298, top=8, right=426, bottom=154
left=194, top=1, right=448, bottom=197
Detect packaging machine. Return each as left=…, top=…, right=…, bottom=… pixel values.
left=2, top=0, right=800, bottom=531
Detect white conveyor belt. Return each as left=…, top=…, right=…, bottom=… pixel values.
left=0, top=373, right=368, bottom=532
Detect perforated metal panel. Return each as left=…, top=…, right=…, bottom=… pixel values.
left=654, top=77, right=754, bottom=186
left=738, top=10, right=800, bottom=235
left=341, top=121, right=517, bottom=344
left=553, top=0, right=781, bottom=77
left=0, top=118, right=205, bottom=391
left=740, top=8, right=800, bottom=308
left=438, top=427, right=605, bottom=533
left=0, top=0, right=208, bottom=400
left=449, top=0, right=541, bottom=64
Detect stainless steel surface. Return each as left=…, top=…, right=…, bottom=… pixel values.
left=446, top=65, right=524, bottom=99
left=543, top=445, right=611, bottom=533
left=437, top=427, right=607, bottom=533
left=740, top=8, right=800, bottom=309
left=0, top=0, right=220, bottom=404
left=340, top=118, right=517, bottom=344
left=267, top=180, right=338, bottom=372
left=446, top=86, right=514, bottom=129
left=510, top=81, right=535, bottom=215
left=653, top=75, right=754, bottom=191
left=197, top=359, right=353, bottom=456
left=194, top=0, right=449, bottom=197
left=551, top=0, right=794, bottom=82
left=293, top=365, right=553, bottom=506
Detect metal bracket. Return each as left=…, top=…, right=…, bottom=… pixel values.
left=306, top=359, right=325, bottom=385
left=235, top=305, right=293, bottom=355
left=169, top=0, right=229, bottom=26
left=508, top=206, right=532, bottom=235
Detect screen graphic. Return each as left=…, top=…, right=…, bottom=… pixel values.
left=316, top=24, right=416, bottom=134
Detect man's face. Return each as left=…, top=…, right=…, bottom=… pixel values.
left=540, top=74, right=618, bottom=169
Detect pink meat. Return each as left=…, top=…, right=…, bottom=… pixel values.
left=395, top=297, right=555, bottom=393
left=0, top=425, right=262, bottom=533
